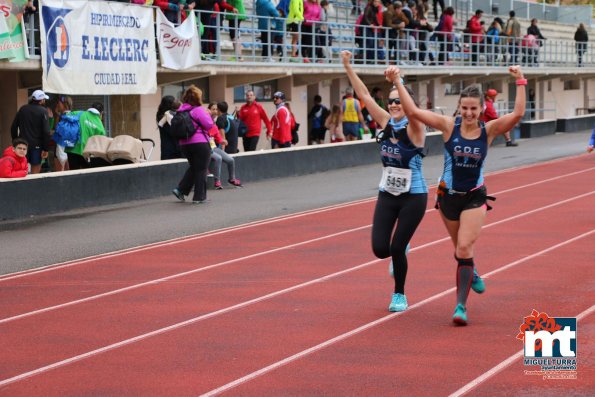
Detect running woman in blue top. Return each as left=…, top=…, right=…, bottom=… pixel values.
left=342, top=51, right=428, bottom=313
left=392, top=65, right=527, bottom=325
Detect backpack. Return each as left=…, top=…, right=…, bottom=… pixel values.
left=312, top=105, right=329, bottom=130
left=291, top=122, right=300, bottom=145
left=170, top=110, right=197, bottom=140
left=54, top=112, right=81, bottom=147
left=223, top=114, right=239, bottom=154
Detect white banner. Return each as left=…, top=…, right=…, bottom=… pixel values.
left=40, top=0, right=156, bottom=95
left=156, top=9, right=201, bottom=70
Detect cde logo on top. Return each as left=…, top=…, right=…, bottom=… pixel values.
left=517, top=309, right=577, bottom=379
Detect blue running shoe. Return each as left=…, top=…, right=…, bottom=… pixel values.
left=388, top=293, right=408, bottom=312
left=452, top=304, right=468, bottom=325
left=471, top=269, right=485, bottom=294
left=389, top=243, right=410, bottom=278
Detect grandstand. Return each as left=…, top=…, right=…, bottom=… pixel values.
left=1, top=0, right=594, bottom=157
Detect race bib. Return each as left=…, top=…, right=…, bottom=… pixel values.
left=379, top=166, right=412, bottom=196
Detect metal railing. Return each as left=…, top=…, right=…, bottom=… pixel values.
left=21, top=7, right=593, bottom=68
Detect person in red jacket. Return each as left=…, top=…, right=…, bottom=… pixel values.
left=238, top=90, right=272, bottom=151
left=269, top=91, right=294, bottom=148
left=480, top=89, right=518, bottom=147
left=0, top=138, right=29, bottom=178
left=466, top=9, right=484, bottom=66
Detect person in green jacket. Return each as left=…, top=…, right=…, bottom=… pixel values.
left=66, top=102, right=106, bottom=169
left=225, top=0, right=246, bottom=61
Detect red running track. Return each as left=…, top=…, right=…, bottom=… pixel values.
left=0, top=155, right=593, bottom=396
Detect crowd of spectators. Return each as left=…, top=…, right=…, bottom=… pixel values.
left=18, top=0, right=589, bottom=67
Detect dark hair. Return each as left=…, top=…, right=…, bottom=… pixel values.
left=208, top=101, right=218, bottom=109
left=445, top=6, right=454, bottom=15
left=389, top=85, right=419, bottom=107
left=314, top=94, right=322, bottom=103
left=91, top=102, right=104, bottom=114
left=509, top=10, right=515, bottom=17
left=217, top=101, right=229, bottom=113
left=156, top=95, right=175, bottom=123
left=459, top=85, right=484, bottom=107
left=12, top=137, right=28, bottom=147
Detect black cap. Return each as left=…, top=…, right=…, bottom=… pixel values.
left=273, top=91, right=285, bottom=100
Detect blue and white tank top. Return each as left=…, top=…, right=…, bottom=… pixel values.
left=379, top=118, right=428, bottom=194
left=441, top=117, right=489, bottom=192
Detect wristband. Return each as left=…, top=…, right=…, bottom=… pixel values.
left=516, top=79, right=528, bottom=86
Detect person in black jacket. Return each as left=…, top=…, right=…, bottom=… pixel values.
left=10, top=90, right=51, bottom=174
left=156, top=95, right=182, bottom=160
left=574, top=23, right=589, bottom=67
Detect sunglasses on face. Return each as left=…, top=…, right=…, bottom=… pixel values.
left=388, top=98, right=401, bottom=105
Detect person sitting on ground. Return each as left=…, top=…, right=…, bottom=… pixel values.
left=207, top=102, right=242, bottom=188
left=0, top=138, right=29, bottom=178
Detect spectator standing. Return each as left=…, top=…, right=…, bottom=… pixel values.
left=225, top=0, right=246, bottom=60
left=238, top=90, right=272, bottom=151
left=503, top=10, right=521, bottom=65
left=436, top=6, right=454, bottom=65
left=361, top=0, right=383, bottom=63
left=256, top=0, right=280, bottom=62
left=325, top=105, right=345, bottom=143
left=480, top=89, right=518, bottom=147
left=383, top=2, right=406, bottom=63
left=485, top=19, right=502, bottom=66
left=302, top=0, right=322, bottom=63
left=308, top=95, right=329, bottom=144
left=51, top=95, right=74, bottom=171
left=0, top=138, right=28, bottom=178
left=10, top=90, right=51, bottom=174
left=416, top=15, right=434, bottom=65
left=575, top=23, right=588, bottom=67
left=171, top=85, right=213, bottom=204
left=317, top=0, right=332, bottom=61
left=466, top=9, right=484, bottom=66
left=341, top=86, right=368, bottom=141
left=155, top=0, right=190, bottom=24
left=156, top=95, right=183, bottom=160
left=65, top=103, right=107, bottom=169
left=269, top=91, right=294, bottom=149
left=526, top=18, right=545, bottom=66
left=286, top=0, right=304, bottom=60
left=207, top=102, right=242, bottom=188
left=432, top=0, right=443, bottom=22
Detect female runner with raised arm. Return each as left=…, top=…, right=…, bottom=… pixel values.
left=390, top=65, right=526, bottom=325
left=342, top=50, right=428, bottom=312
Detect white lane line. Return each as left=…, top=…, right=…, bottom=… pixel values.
left=2, top=162, right=593, bottom=282
left=448, top=304, right=595, bottom=397
left=0, top=198, right=375, bottom=281
left=0, top=228, right=592, bottom=390
left=1, top=190, right=593, bottom=325
left=200, top=229, right=595, bottom=397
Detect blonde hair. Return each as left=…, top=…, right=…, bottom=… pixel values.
left=182, top=85, right=203, bottom=106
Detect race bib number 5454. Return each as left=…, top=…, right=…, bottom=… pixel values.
left=379, top=166, right=412, bottom=196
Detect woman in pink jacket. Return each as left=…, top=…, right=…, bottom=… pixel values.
left=171, top=85, right=214, bottom=204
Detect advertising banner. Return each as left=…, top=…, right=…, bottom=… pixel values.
left=40, top=0, right=156, bottom=95
left=0, top=0, right=29, bottom=62
left=156, top=8, right=200, bottom=70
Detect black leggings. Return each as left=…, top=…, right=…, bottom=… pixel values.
left=371, top=191, right=428, bottom=294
